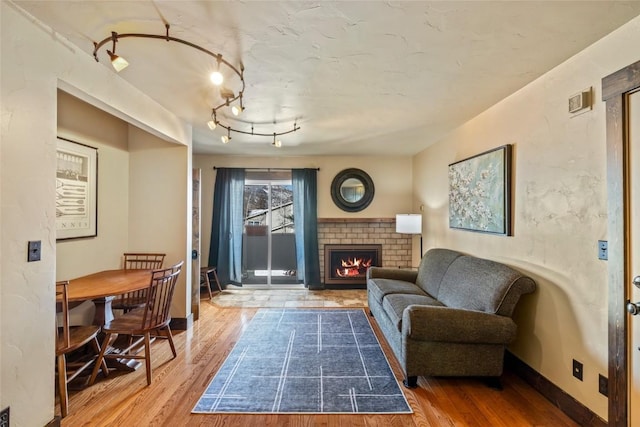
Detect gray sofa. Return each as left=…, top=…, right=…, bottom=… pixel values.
left=367, top=248, right=536, bottom=388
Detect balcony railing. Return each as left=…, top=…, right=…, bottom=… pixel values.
left=244, top=201, right=294, bottom=233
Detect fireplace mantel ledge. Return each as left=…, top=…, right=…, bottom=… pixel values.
left=318, top=218, right=395, bottom=223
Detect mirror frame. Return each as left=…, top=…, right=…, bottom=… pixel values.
left=330, top=168, right=375, bottom=212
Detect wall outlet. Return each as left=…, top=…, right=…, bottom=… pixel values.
left=598, top=240, right=608, bottom=260
left=573, top=359, right=583, bottom=381
left=0, top=406, right=9, bottom=427
left=599, top=374, right=608, bottom=397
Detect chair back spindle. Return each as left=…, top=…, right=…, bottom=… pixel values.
left=124, top=253, right=166, bottom=270
left=141, top=262, right=183, bottom=331
left=114, top=253, right=166, bottom=312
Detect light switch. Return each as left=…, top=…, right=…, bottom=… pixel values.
left=27, top=240, right=41, bottom=262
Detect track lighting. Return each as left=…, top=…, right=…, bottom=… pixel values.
left=210, top=71, right=223, bottom=85
left=210, top=54, right=224, bottom=85
left=272, top=134, right=282, bottom=148
left=212, top=119, right=299, bottom=146
left=92, top=22, right=301, bottom=148
left=107, top=50, right=129, bottom=72
left=231, top=104, right=243, bottom=116
left=221, top=128, right=231, bottom=144
left=104, top=32, right=129, bottom=72
left=92, top=23, right=245, bottom=117
left=231, top=94, right=244, bottom=116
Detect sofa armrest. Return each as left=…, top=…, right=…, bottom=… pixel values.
left=402, top=305, right=516, bottom=344
left=367, top=267, right=418, bottom=283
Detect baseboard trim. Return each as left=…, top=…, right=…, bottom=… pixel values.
left=170, top=313, right=193, bottom=331
left=46, top=416, right=61, bottom=426
left=504, top=351, right=606, bottom=427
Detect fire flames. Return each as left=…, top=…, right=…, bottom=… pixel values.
left=336, top=257, right=373, bottom=278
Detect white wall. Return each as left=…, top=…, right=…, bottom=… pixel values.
left=193, top=155, right=414, bottom=265
left=57, top=90, right=130, bottom=279
left=1, top=3, right=190, bottom=425
left=128, top=126, right=192, bottom=318
left=413, top=14, right=640, bottom=420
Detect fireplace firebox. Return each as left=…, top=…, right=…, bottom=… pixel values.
left=324, top=244, right=382, bottom=286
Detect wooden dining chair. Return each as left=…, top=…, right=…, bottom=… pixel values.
left=56, top=281, right=109, bottom=418
left=112, top=253, right=166, bottom=313
left=89, top=261, right=184, bottom=387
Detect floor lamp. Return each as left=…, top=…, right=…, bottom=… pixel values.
left=396, top=214, right=423, bottom=257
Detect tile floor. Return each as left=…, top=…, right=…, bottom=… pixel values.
left=207, top=285, right=367, bottom=308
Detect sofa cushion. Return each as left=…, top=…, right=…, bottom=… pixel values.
left=415, top=248, right=464, bottom=297
left=367, top=278, right=429, bottom=306
left=436, top=256, right=531, bottom=314
left=382, top=293, right=444, bottom=331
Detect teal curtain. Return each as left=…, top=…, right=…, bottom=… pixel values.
left=208, top=168, right=245, bottom=285
left=292, top=169, right=321, bottom=288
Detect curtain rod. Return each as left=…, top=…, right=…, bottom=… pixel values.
left=213, top=167, right=320, bottom=171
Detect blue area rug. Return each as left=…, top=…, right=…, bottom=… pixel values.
left=192, top=308, right=412, bottom=414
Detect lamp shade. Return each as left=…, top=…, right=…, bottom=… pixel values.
left=396, top=214, right=422, bottom=234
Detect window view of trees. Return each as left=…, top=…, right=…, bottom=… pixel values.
left=244, top=184, right=294, bottom=233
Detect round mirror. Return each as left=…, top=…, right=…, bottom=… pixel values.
left=340, top=178, right=365, bottom=203
left=331, top=168, right=374, bottom=212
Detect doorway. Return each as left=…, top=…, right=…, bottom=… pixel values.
left=603, top=60, right=640, bottom=427
left=242, top=171, right=302, bottom=287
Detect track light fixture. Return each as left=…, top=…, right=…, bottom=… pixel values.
left=221, top=128, right=231, bottom=144
left=93, top=21, right=301, bottom=148
left=231, top=94, right=244, bottom=116
left=209, top=55, right=224, bottom=86
left=208, top=110, right=300, bottom=146
left=92, top=23, right=245, bottom=117
left=272, top=134, right=282, bottom=148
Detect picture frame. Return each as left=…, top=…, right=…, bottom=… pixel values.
left=448, top=144, right=512, bottom=235
left=56, top=137, right=98, bottom=240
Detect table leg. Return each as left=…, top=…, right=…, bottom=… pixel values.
left=91, top=296, right=115, bottom=326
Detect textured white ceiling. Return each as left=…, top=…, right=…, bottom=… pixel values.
left=13, top=1, right=640, bottom=156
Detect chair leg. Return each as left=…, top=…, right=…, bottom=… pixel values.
left=57, top=354, right=68, bottom=418
left=211, top=268, right=223, bottom=292
left=89, top=333, right=112, bottom=386
left=163, top=326, right=177, bottom=358
left=203, top=273, right=213, bottom=300
left=144, top=332, right=152, bottom=386
left=90, top=337, right=109, bottom=379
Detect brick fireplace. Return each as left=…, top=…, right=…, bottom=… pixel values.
left=317, top=218, right=413, bottom=286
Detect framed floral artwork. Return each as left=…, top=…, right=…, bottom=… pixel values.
left=448, top=144, right=512, bottom=235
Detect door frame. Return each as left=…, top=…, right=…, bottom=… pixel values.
left=191, top=168, right=201, bottom=320
left=603, top=60, right=640, bottom=426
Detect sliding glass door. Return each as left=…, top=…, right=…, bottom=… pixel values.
left=242, top=172, right=301, bottom=287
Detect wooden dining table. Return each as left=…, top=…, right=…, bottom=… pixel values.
left=67, top=268, right=152, bottom=326
left=66, top=268, right=153, bottom=372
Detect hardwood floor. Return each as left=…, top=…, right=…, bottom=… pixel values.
left=59, top=293, right=578, bottom=426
